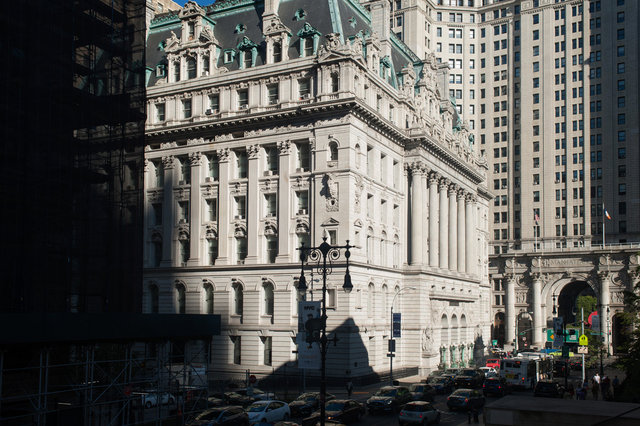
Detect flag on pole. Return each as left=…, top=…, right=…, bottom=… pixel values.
left=534, top=212, right=540, bottom=224
left=605, top=209, right=612, bottom=220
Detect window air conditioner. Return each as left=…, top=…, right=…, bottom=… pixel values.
left=240, top=104, right=249, bottom=110
left=295, top=167, right=304, bottom=173
left=264, top=170, right=274, bottom=176
left=205, top=176, right=214, bottom=183
left=205, top=108, right=213, bottom=115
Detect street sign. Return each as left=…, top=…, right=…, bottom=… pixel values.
left=546, top=329, right=555, bottom=342
left=392, top=313, right=402, bottom=338
left=297, top=301, right=321, bottom=370
left=579, top=334, right=588, bottom=346
left=577, top=346, right=588, bottom=354
left=388, top=339, right=396, bottom=353
left=565, top=330, right=578, bottom=343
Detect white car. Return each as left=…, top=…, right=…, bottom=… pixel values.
left=399, top=401, right=441, bottom=425
left=245, top=400, right=290, bottom=424
left=479, top=367, right=498, bottom=377
left=135, top=391, right=176, bottom=408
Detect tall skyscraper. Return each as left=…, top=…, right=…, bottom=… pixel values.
left=390, top=0, right=638, bottom=352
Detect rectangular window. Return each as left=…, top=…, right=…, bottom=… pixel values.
left=156, top=103, right=165, bottom=122
left=238, top=89, right=248, bottom=109
left=299, top=78, right=311, bottom=99
left=268, top=84, right=279, bottom=105
left=182, top=99, right=192, bottom=118
left=232, top=336, right=241, bottom=364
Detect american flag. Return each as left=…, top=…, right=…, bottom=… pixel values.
left=534, top=213, right=540, bottom=224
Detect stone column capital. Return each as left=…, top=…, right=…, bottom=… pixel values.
left=428, top=171, right=439, bottom=185
left=457, top=189, right=466, bottom=200
left=217, top=148, right=231, bottom=162
left=188, top=151, right=202, bottom=166
left=247, top=144, right=260, bottom=159
left=448, top=183, right=458, bottom=196
left=277, top=140, right=291, bottom=155
left=162, top=155, right=175, bottom=169
left=439, top=178, right=450, bottom=191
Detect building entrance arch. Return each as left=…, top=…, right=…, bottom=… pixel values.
left=554, top=280, right=597, bottom=325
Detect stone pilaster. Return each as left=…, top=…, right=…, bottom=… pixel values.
left=439, top=178, right=449, bottom=270
left=428, top=172, right=439, bottom=267
left=245, top=145, right=260, bottom=264
left=216, top=148, right=231, bottom=265
left=457, top=190, right=466, bottom=273
left=465, top=194, right=475, bottom=275
left=161, top=155, right=175, bottom=267
left=276, top=141, right=291, bottom=263
left=448, top=185, right=457, bottom=271
left=187, top=152, right=202, bottom=266
left=422, top=170, right=429, bottom=265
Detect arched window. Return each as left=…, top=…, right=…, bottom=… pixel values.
left=263, top=282, right=274, bottom=316
left=273, top=42, right=282, bottom=63
left=382, top=284, right=388, bottom=315
left=460, top=314, right=468, bottom=342
left=149, top=284, right=159, bottom=313
left=232, top=282, right=244, bottom=316
left=303, top=37, right=314, bottom=56
left=441, top=314, right=449, bottom=346
left=451, top=314, right=459, bottom=344
left=176, top=283, right=186, bottom=314
left=186, top=57, right=196, bottom=79
left=173, top=60, right=181, bottom=82
left=328, top=141, right=339, bottom=161
left=380, top=231, right=387, bottom=266
left=204, top=283, right=214, bottom=314
left=367, top=283, right=375, bottom=318
left=330, top=72, right=339, bottom=92
left=355, top=143, right=361, bottom=168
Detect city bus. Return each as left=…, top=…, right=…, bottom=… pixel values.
left=499, top=357, right=552, bottom=389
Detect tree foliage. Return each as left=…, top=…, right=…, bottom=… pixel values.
left=615, top=266, right=640, bottom=402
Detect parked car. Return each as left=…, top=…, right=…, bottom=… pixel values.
left=225, top=388, right=276, bottom=407
left=188, top=406, right=249, bottom=425
left=427, top=369, right=445, bottom=379
left=446, top=389, right=485, bottom=412
left=398, top=401, right=441, bottom=425
left=288, top=392, right=335, bottom=418
left=245, top=400, right=290, bottom=424
left=453, top=369, right=485, bottom=389
left=318, top=399, right=365, bottom=424
left=485, top=359, right=500, bottom=369
left=134, top=391, right=176, bottom=408
left=444, top=368, right=461, bottom=377
left=408, top=383, right=436, bottom=402
left=427, top=376, right=454, bottom=394
left=482, top=377, right=511, bottom=397
left=366, top=385, right=412, bottom=414
left=534, top=380, right=565, bottom=398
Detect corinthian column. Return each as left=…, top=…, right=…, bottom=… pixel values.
left=531, top=274, right=544, bottom=348
left=504, top=275, right=516, bottom=348
left=161, top=155, right=175, bottom=267
left=457, top=190, right=466, bottom=273
left=188, top=152, right=202, bottom=266
left=276, top=141, right=291, bottom=263
left=422, top=170, right=429, bottom=265
left=216, top=148, right=231, bottom=265
left=428, top=172, right=439, bottom=267
left=439, top=179, right=449, bottom=269
left=410, top=163, right=423, bottom=265
left=245, top=145, right=260, bottom=264
left=449, top=185, right=458, bottom=271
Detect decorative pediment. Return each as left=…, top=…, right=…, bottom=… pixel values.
left=179, top=1, right=205, bottom=19
left=237, top=36, right=257, bottom=50
left=321, top=217, right=340, bottom=227
left=199, top=24, right=218, bottom=45
left=263, top=16, right=292, bottom=37
left=165, top=31, right=181, bottom=52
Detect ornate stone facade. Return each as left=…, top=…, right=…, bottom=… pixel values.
left=143, top=0, right=491, bottom=380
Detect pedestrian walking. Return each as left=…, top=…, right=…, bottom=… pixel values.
left=346, top=380, right=353, bottom=399
left=592, top=379, right=599, bottom=400
left=612, top=375, right=620, bottom=397
left=593, top=372, right=601, bottom=385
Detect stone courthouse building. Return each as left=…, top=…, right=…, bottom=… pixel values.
left=143, top=0, right=491, bottom=380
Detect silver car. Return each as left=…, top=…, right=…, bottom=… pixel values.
left=398, top=401, right=441, bottom=425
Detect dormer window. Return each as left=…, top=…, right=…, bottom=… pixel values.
left=223, top=50, right=235, bottom=64
left=237, top=37, right=258, bottom=69
left=202, top=55, right=210, bottom=75
left=155, top=63, right=166, bottom=77
left=297, top=23, right=321, bottom=58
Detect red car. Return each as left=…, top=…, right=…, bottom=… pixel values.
left=486, top=359, right=500, bottom=369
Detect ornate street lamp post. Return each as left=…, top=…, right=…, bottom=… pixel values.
left=389, top=287, right=417, bottom=385
left=297, top=236, right=353, bottom=426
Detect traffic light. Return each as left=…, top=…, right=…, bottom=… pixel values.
left=553, top=317, right=564, bottom=335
